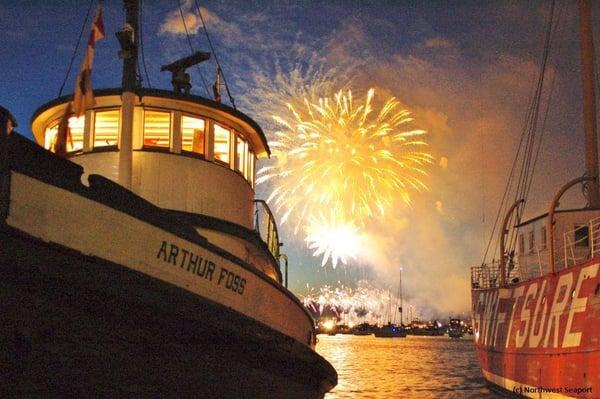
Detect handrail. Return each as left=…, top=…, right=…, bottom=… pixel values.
left=253, top=199, right=281, bottom=261
left=500, top=199, right=524, bottom=287
left=547, top=176, right=595, bottom=272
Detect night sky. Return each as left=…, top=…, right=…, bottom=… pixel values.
left=1, top=0, right=599, bottom=317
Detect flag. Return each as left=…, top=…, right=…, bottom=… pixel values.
left=55, top=4, right=104, bottom=156
left=55, top=103, right=73, bottom=157
left=72, top=5, right=105, bottom=117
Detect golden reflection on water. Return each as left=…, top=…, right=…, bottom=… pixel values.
left=316, top=335, right=502, bottom=399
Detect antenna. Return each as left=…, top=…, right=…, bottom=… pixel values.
left=161, top=51, right=211, bottom=94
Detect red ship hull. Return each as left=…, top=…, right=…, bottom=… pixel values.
left=472, top=258, right=600, bottom=398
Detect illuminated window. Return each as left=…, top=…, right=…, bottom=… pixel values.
left=247, top=150, right=255, bottom=186
left=44, top=115, right=84, bottom=153
left=144, top=110, right=171, bottom=148
left=181, top=115, right=205, bottom=154
left=94, top=109, right=119, bottom=147
left=44, top=124, right=58, bottom=150
left=214, top=124, right=231, bottom=164
left=235, top=135, right=247, bottom=175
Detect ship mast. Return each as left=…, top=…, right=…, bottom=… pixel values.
left=579, top=0, right=599, bottom=208
left=118, top=0, right=139, bottom=189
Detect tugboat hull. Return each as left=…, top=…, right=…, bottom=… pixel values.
left=0, top=135, right=337, bottom=397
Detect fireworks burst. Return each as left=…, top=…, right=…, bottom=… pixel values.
left=301, top=281, right=407, bottom=327
left=258, top=89, right=433, bottom=266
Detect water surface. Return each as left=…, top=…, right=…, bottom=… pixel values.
left=316, top=334, right=504, bottom=399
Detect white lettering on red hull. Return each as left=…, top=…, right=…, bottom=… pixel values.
left=562, top=264, right=599, bottom=348
left=472, top=263, right=600, bottom=351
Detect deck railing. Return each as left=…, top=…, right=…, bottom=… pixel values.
left=253, top=200, right=280, bottom=260
left=472, top=216, right=600, bottom=289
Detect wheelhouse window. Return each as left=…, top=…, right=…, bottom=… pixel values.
left=143, top=110, right=171, bottom=148
left=235, top=135, right=248, bottom=175
left=181, top=115, right=205, bottom=154
left=214, top=123, right=231, bottom=164
left=44, top=115, right=84, bottom=153
left=94, top=109, right=119, bottom=148
left=247, top=150, right=255, bottom=186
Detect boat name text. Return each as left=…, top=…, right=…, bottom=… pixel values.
left=156, top=241, right=246, bottom=295
left=472, top=263, right=599, bottom=349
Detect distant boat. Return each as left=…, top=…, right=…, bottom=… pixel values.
left=406, top=321, right=445, bottom=336
left=447, top=318, right=464, bottom=339
left=374, top=322, right=407, bottom=338
left=375, top=267, right=407, bottom=338
left=352, top=322, right=373, bottom=336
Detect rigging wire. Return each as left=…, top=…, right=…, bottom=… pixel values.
left=139, top=0, right=152, bottom=88
left=58, top=0, right=95, bottom=97
left=193, top=0, right=236, bottom=109
left=505, top=0, right=560, bottom=256
left=482, top=0, right=558, bottom=266
left=177, top=0, right=211, bottom=96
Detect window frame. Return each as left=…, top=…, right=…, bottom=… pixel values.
left=92, top=108, right=121, bottom=149
left=213, top=122, right=232, bottom=166
left=180, top=113, right=207, bottom=157
left=142, top=108, right=172, bottom=150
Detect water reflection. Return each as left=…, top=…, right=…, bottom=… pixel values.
left=316, top=335, right=503, bottom=399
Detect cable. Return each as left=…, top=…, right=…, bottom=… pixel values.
left=139, top=0, right=152, bottom=88
left=177, top=0, right=211, bottom=96
left=58, top=0, right=95, bottom=97
left=193, top=0, right=236, bottom=109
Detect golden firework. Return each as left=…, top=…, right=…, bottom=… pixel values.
left=258, top=89, right=433, bottom=266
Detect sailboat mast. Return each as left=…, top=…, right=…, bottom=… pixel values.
left=579, top=0, right=599, bottom=208
left=399, top=267, right=403, bottom=326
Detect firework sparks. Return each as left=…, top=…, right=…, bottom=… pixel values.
left=258, top=89, right=433, bottom=266
left=301, top=281, right=408, bottom=327
left=304, top=212, right=362, bottom=268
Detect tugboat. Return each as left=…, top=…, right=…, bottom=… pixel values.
left=0, top=1, right=336, bottom=397
left=471, top=1, right=600, bottom=396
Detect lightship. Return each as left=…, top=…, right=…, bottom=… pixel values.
left=471, top=1, right=599, bottom=397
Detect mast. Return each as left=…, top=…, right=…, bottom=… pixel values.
left=579, top=0, right=599, bottom=208
left=399, top=267, right=403, bottom=326
left=118, top=0, right=139, bottom=189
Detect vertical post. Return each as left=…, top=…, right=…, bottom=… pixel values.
left=119, top=0, right=139, bottom=189
left=499, top=199, right=524, bottom=287
left=579, top=0, right=599, bottom=208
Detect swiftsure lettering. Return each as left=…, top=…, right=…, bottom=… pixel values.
left=472, top=263, right=600, bottom=350
left=156, top=240, right=246, bottom=295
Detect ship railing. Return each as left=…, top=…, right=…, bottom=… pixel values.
left=253, top=200, right=281, bottom=261
left=470, top=261, right=501, bottom=289
left=590, top=216, right=600, bottom=258
left=560, top=221, right=597, bottom=269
